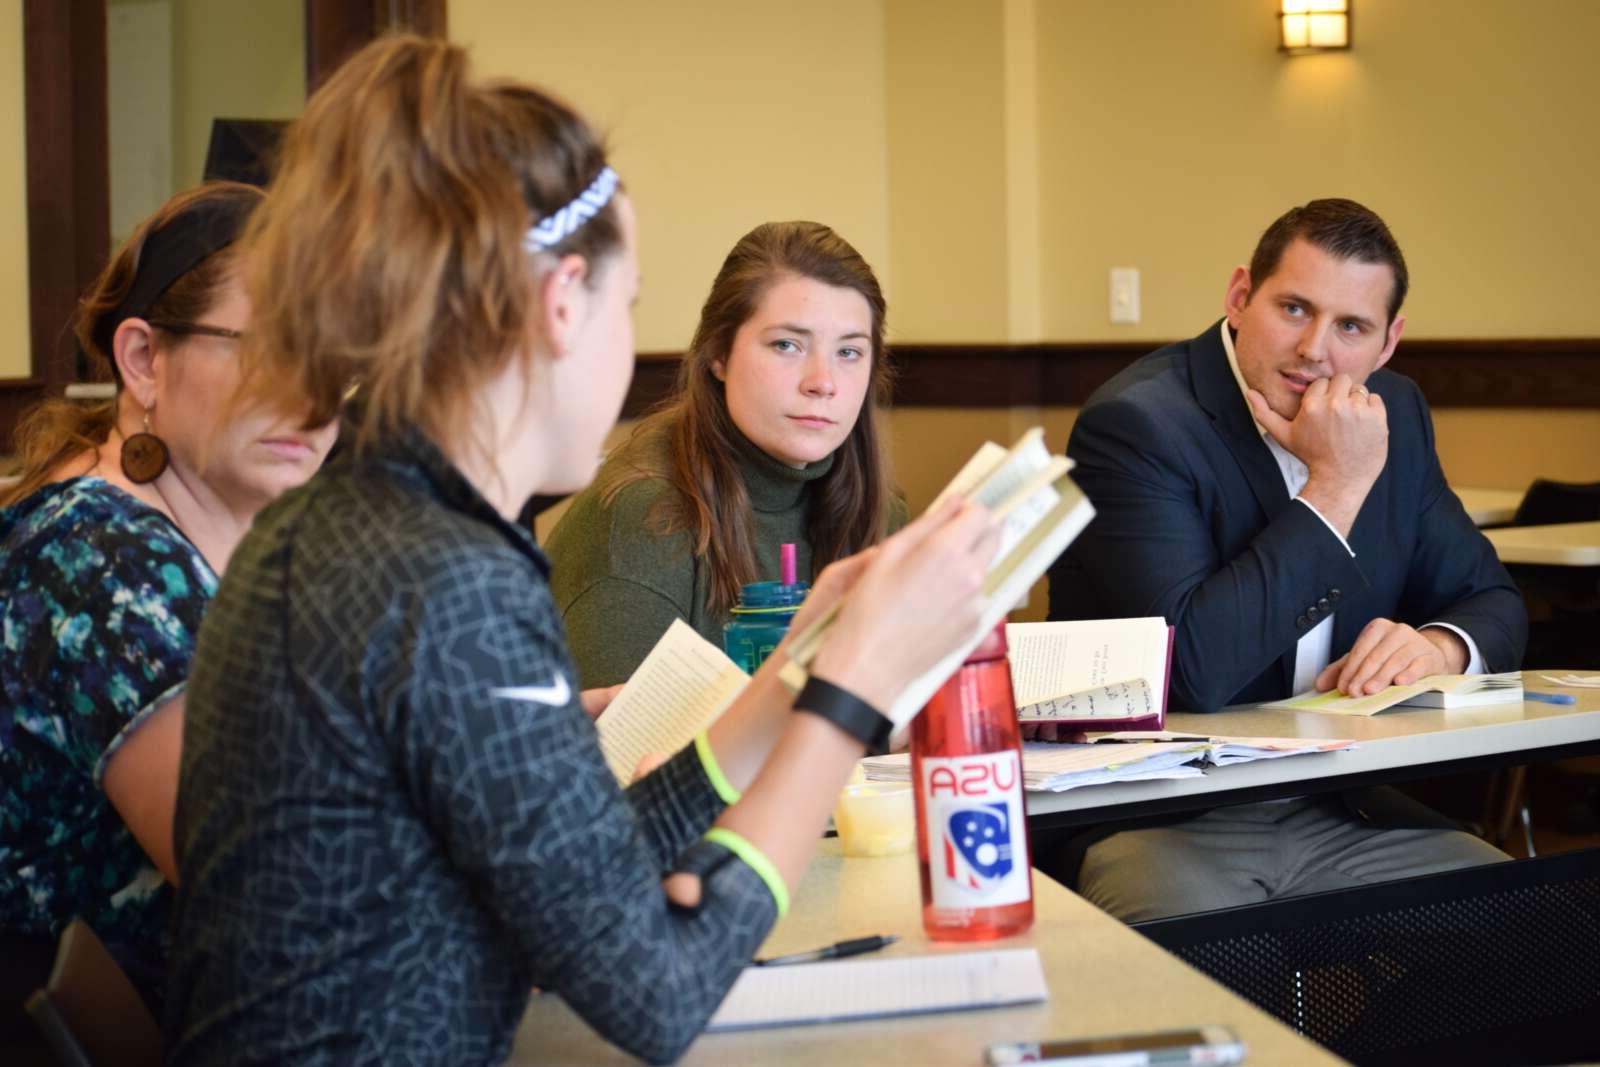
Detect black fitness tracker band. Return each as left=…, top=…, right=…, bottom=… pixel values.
left=795, top=676, right=893, bottom=755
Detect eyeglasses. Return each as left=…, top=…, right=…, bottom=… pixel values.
left=146, top=319, right=245, bottom=341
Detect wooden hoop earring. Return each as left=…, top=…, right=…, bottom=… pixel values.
left=120, top=409, right=170, bottom=484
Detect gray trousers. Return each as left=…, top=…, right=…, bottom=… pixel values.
left=1078, top=797, right=1511, bottom=923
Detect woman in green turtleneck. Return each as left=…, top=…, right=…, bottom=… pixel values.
left=546, top=221, right=904, bottom=688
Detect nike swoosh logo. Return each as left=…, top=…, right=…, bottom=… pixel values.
left=490, top=675, right=572, bottom=706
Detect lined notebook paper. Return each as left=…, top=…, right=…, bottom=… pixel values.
left=706, top=948, right=1049, bottom=1032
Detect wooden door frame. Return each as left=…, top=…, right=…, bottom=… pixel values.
left=3, top=0, right=445, bottom=446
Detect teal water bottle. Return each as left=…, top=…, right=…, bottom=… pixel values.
left=722, top=543, right=807, bottom=673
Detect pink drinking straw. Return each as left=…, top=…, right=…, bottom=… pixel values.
left=780, top=543, right=797, bottom=586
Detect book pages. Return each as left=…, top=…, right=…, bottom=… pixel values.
left=1258, top=671, right=1523, bottom=715
left=778, top=426, right=1096, bottom=730
left=1007, top=617, right=1171, bottom=720
left=1017, top=678, right=1155, bottom=722
left=595, top=619, right=747, bottom=783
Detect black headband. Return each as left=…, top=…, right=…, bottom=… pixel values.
left=93, top=194, right=256, bottom=363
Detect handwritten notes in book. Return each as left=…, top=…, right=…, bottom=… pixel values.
left=1017, top=678, right=1157, bottom=722
left=595, top=620, right=747, bottom=783
left=1006, top=618, right=1172, bottom=722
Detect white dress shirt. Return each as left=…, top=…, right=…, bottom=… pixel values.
left=1217, top=322, right=1482, bottom=692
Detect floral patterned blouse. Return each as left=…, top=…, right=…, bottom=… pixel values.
left=0, top=476, right=216, bottom=1002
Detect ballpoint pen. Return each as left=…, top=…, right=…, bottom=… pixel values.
left=1525, top=690, right=1577, bottom=706
left=754, top=934, right=899, bottom=967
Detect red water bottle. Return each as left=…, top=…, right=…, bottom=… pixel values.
left=911, top=621, right=1034, bottom=941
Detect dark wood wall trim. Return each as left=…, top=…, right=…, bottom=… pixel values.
left=6, top=2, right=452, bottom=456
left=305, top=0, right=448, bottom=90
left=19, top=0, right=108, bottom=394
left=622, top=338, right=1600, bottom=415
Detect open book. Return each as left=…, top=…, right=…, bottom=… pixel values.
left=1007, top=617, right=1173, bottom=728
left=594, top=619, right=747, bottom=783
left=778, top=427, right=1095, bottom=727
left=1256, top=671, right=1524, bottom=716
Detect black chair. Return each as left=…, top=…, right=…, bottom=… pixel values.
left=1501, top=479, right=1600, bottom=834
left=24, top=919, right=161, bottom=1067
left=1134, top=848, right=1600, bottom=1066
left=1511, top=479, right=1600, bottom=528
left=1509, top=479, right=1600, bottom=668
left=2, top=932, right=60, bottom=1066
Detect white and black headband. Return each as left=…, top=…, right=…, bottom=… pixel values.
left=523, top=166, right=619, bottom=255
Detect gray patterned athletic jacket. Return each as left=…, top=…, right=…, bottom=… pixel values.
left=166, top=428, right=778, bottom=1065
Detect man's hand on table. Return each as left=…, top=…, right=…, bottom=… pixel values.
left=1316, top=618, right=1469, bottom=696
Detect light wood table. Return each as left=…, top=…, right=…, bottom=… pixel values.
left=1452, top=486, right=1524, bottom=526
left=1026, top=671, right=1600, bottom=829
left=1483, top=520, right=1600, bottom=565
left=512, top=842, right=1344, bottom=1065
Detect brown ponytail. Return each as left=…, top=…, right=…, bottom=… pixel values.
left=1, top=182, right=262, bottom=508
left=231, top=34, right=623, bottom=474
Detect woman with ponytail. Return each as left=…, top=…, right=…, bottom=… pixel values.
left=548, top=221, right=904, bottom=687
left=0, top=181, right=335, bottom=1015
left=168, top=35, right=997, bottom=1065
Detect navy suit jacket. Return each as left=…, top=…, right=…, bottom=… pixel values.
left=1048, top=320, right=1527, bottom=713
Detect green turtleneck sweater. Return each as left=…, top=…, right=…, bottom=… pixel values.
left=548, top=426, right=871, bottom=688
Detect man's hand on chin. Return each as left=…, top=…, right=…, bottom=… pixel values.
left=1248, top=374, right=1389, bottom=539
left=1315, top=618, right=1470, bottom=696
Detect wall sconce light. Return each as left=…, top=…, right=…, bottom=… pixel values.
left=1280, top=0, right=1351, bottom=53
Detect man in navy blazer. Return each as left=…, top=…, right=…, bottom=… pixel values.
left=1047, top=199, right=1526, bottom=921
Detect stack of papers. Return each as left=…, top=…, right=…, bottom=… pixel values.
left=1542, top=673, right=1600, bottom=689
left=1095, top=731, right=1357, bottom=767
left=1015, top=741, right=1208, bottom=790
left=862, top=742, right=1206, bottom=793
left=1257, top=672, right=1523, bottom=715
left=861, top=734, right=1355, bottom=793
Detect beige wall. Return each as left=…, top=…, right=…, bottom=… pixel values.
left=452, top=0, right=890, bottom=353
left=171, top=0, right=302, bottom=188
left=11, top=2, right=1594, bottom=489
left=884, top=0, right=1008, bottom=341
left=1035, top=0, right=1600, bottom=341
left=1435, top=409, right=1600, bottom=489
left=0, top=0, right=28, bottom=380
left=453, top=0, right=1598, bottom=529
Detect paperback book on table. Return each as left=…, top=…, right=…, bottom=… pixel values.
left=1256, top=672, right=1524, bottom=716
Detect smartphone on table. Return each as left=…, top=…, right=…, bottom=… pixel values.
left=985, top=1024, right=1245, bottom=1066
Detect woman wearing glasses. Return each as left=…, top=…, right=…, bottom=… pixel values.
left=0, top=181, right=336, bottom=1017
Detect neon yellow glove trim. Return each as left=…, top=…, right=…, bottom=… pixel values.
left=703, top=827, right=790, bottom=918
left=693, top=730, right=742, bottom=805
